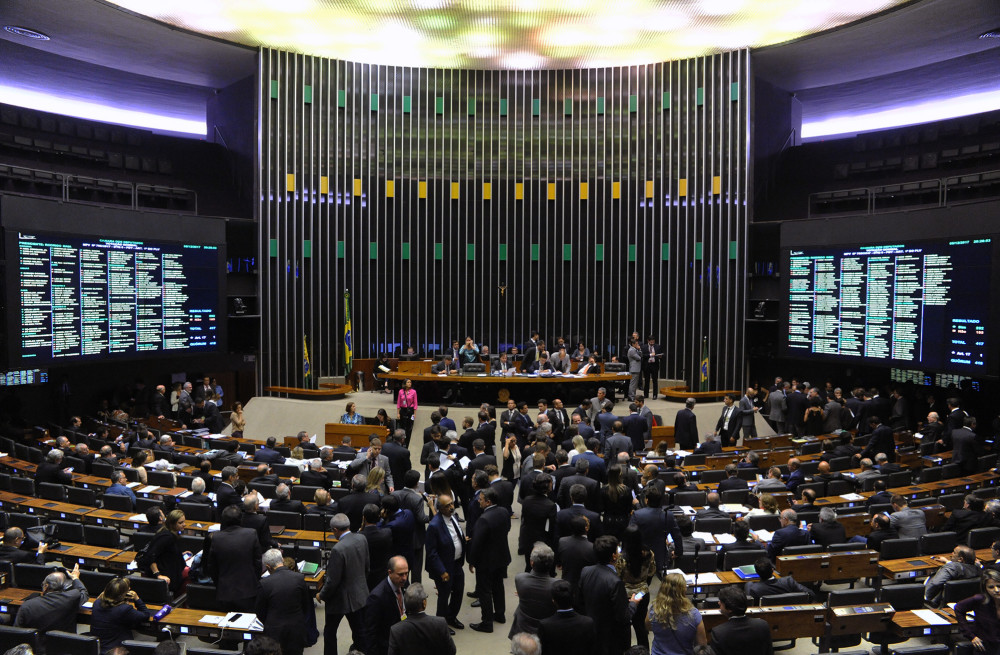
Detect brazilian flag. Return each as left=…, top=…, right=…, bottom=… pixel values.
left=344, top=290, right=353, bottom=374
left=303, top=334, right=312, bottom=388
left=699, top=337, right=709, bottom=392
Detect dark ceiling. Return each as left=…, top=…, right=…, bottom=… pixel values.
left=0, top=0, right=996, bottom=137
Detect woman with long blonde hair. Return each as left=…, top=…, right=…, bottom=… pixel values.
left=645, top=573, right=707, bottom=655
left=366, top=466, right=386, bottom=497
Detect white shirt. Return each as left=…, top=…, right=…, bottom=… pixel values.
left=444, top=514, right=463, bottom=560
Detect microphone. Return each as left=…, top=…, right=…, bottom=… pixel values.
left=693, top=541, right=701, bottom=586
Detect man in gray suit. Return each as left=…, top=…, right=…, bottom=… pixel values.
left=888, top=494, right=928, bottom=539
left=736, top=386, right=759, bottom=441
left=320, top=513, right=370, bottom=655
left=509, top=542, right=557, bottom=638
left=627, top=338, right=642, bottom=402
left=351, top=436, right=395, bottom=493
left=551, top=347, right=572, bottom=374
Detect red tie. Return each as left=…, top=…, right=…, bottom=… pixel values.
left=395, top=587, right=404, bottom=616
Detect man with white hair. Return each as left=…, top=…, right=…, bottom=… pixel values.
left=319, top=513, right=369, bottom=655
left=510, top=633, right=542, bottom=655
left=185, top=476, right=213, bottom=505
left=256, top=548, right=311, bottom=655
left=270, top=483, right=306, bottom=514
left=387, top=583, right=456, bottom=655
left=300, top=458, right=331, bottom=488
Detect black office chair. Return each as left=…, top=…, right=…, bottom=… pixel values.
left=79, top=570, right=117, bottom=596
left=694, top=517, right=732, bottom=534
left=918, top=468, right=943, bottom=484
left=177, top=502, right=215, bottom=522
left=942, top=578, right=981, bottom=605
left=291, top=485, right=323, bottom=502
left=938, top=493, right=967, bottom=511
left=303, top=513, right=328, bottom=531
left=828, top=456, right=852, bottom=472
left=175, top=475, right=195, bottom=490
left=799, top=441, right=823, bottom=455
left=121, top=640, right=159, bottom=655
left=280, top=544, right=322, bottom=565
left=66, top=486, right=98, bottom=507
left=760, top=592, right=811, bottom=606
left=84, top=524, right=122, bottom=548
left=828, top=542, right=861, bottom=552
left=45, top=631, right=100, bottom=655
left=672, top=491, right=707, bottom=507
left=722, top=549, right=765, bottom=570
left=720, top=489, right=750, bottom=506
left=885, top=646, right=949, bottom=654
left=887, top=471, right=912, bottom=487
left=0, top=626, right=38, bottom=653
left=825, top=479, right=855, bottom=497
left=186, top=583, right=224, bottom=611
left=90, top=462, right=115, bottom=479
left=878, top=583, right=925, bottom=610
left=699, top=470, right=726, bottom=485
left=818, top=588, right=878, bottom=651
left=13, top=563, right=49, bottom=590
left=101, top=493, right=134, bottom=512
left=681, top=454, right=706, bottom=467
left=880, top=538, right=920, bottom=560
left=37, top=482, right=68, bottom=502
left=747, top=514, right=781, bottom=531
left=127, top=575, right=171, bottom=604
left=796, top=481, right=825, bottom=500
left=273, top=464, right=301, bottom=479
left=8, top=513, right=41, bottom=530
left=146, top=470, right=176, bottom=487
left=675, top=551, right=717, bottom=574
left=9, top=478, right=34, bottom=496
left=920, top=531, right=957, bottom=555
left=48, top=519, right=84, bottom=543
left=736, top=468, right=760, bottom=481
left=267, top=510, right=303, bottom=529
left=248, top=483, right=277, bottom=499
left=781, top=544, right=823, bottom=556
left=939, top=463, right=960, bottom=479
left=135, top=497, right=164, bottom=514
left=968, top=527, right=1000, bottom=549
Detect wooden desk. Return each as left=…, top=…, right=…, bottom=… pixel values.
left=891, top=608, right=958, bottom=639
left=650, top=426, right=675, bottom=449
left=324, top=423, right=389, bottom=449
left=775, top=550, right=879, bottom=583
left=45, top=541, right=128, bottom=569
left=18, top=498, right=93, bottom=521
left=382, top=370, right=627, bottom=404
left=879, top=555, right=941, bottom=581
left=701, top=605, right=828, bottom=639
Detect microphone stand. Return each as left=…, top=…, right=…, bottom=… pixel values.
left=693, top=541, right=700, bottom=587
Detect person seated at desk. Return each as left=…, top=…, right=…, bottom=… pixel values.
left=708, top=586, right=772, bottom=655
left=756, top=509, right=809, bottom=560
left=888, top=494, right=928, bottom=539
left=873, top=452, right=902, bottom=475
left=91, top=576, right=155, bottom=654
left=186, top=477, right=214, bottom=505
left=813, top=459, right=860, bottom=490
left=676, top=516, right=707, bottom=556
left=300, top=458, right=332, bottom=488
left=332, top=436, right=357, bottom=456
left=105, top=470, right=137, bottom=509
left=295, top=430, right=320, bottom=456
left=718, top=521, right=763, bottom=568
left=341, top=401, right=364, bottom=425
left=669, top=472, right=699, bottom=504
left=308, top=489, right=338, bottom=517
left=808, top=507, right=848, bottom=547
left=941, top=494, right=990, bottom=545
left=271, top=483, right=307, bottom=514
left=251, top=464, right=280, bottom=486
left=925, top=545, right=981, bottom=607
left=865, top=479, right=894, bottom=511
left=14, top=564, right=88, bottom=648
left=785, top=458, right=805, bottom=493
left=695, top=492, right=730, bottom=520
left=693, top=433, right=723, bottom=456
left=955, top=567, right=1000, bottom=653
left=36, top=449, right=73, bottom=486
left=254, top=437, right=286, bottom=464
left=821, top=431, right=861, bottom=462
left=432, top=356, right=459, bottom=375
left=153, top=435, right=176, bottom=453
left=525, top=352, right=555, bottom=375
left=0, top=527, right=47, bottom=564
left=97, top=444, right=119, bottom=468
left=791, top=488, right=817, bottom=513
left=746, top=493, right=779, bottom=517
left=737, top=451, right=760, bottom=469
left=745, top=556, right=815, bottom=602
left=754, top=467, right=788, bottom=492
left=576, top=355, right=601, bottom=375
left=848, top=513, right=897, bottom=550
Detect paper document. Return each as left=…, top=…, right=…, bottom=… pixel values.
left=912, top=609, right=951, bottom=625
left=679, top=506, right=696, bottom=515
left=720, top=504, right=748, bottom=513
left=839, top=493, right=865, bottom=501
left=715, top=534, right=737, bottom=544
left=178, top=491, right=193, bottom=498
left=221, top=612, right=262, bottom=630
left=126, top=482, right=142, bottom=489
left=128, top=514, right=148, bottom=522
left=259, top=498, right=271, bottom=510
left=685, top=572, right=721, bottom=584
left=138, top=485, right=160, bottom=493
left=199, top=615, right=224, bottom=625
left=439, top=457, right=455, bottom=471
left=753, top=529, right=775, bottom=542
left=459, top=456, right=471, bottom=469
left=692, top=531, right=716, bottom=542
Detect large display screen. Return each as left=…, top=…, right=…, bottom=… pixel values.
left=12, top=230, right=221, bottom=364
left=783, top=237, right=993, bottom=375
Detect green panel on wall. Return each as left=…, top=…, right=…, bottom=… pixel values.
left=729, top=241, right=739, bottom=259
left=694, top=242, right=703, bottom=260
left=731, top=82, right=740, bottom=101
left=269, top=239, right=278, bottom=257
left=467, top=98, right=476, bottom=115
left=435, top=96, right=445, bottom=114
left=562, top=244, right=572, bottom=260
left=596, top=97, right=605, bottom=114
left=595, top=244, right=604, bottom=261
left=662, top=91, right=670, bottom=110
left=466, top=243, right=475, bottom=260
left=498, top=243, right=508, bottom=261
left=627, top=244, right=637, bottom=262
left=530, top=244, right=539, bottom=261
left=369, top=242, right=378, bottom=259
left=370, top=93, right=379, bottom=111
left=337, top=90, right=346, bottom=108
left=269, top=80, right=278, bottom=99
left=661, top=243, right=670, bottom=260
left=629, top=95, right=638, bottom=112
left=303, top=85, right=312, bottom=104
left=499, top=99, right=508, bottom=116
left=302, top=240, right=311, bottom=258
left=434, top=243, right=443, bottom=260
left=402, top=95, right=411, bottom=113
left=401, top=242, right=411, bottom=260
left=696, top=87, right=704, bottom=106
left=336, top=241, right=345, bottom=258
left=531, top=98, right=541, bottom=116
left=564, top=98, right=572, bottom=115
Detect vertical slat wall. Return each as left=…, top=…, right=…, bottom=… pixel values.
left=259, top=49, right=751, bottom=392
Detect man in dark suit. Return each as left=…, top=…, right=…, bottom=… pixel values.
left=332, top=474, right=382, bottom=532
left=363, top=556, right=409, bottom=655
left=538, top=579, right=597, bottom=655
left=254, top=437, right=286, bottom=464
left=465, top=440, right=496, bottom=487
left=736, top=386, right=760, bottom=441
left=361, top=504, right=395, bottom=591
left=759, top=509, right=809, bottom=560
left=36, top=449, right=73, bottom=486
left=424, top=493, right=466, bottom=629
left=578, top=438, right=607, bottom=483
left=673, top=398, right=699, bottom=449
left=13, top=565, right=88, bottom=643
left=487, top=466, right=516, bottom=512
left=0, top=527, right=47, bottom=564
left=509, top=543, right=557, bottom=638
left=307, top=489, right=339, bottom=518
left=715, top=394, right=741, bottom=447
left=522, top=332, right=541, bottom=370
left=242, top=493, right=279, bottom=552
left=392, top=470, right=430, bottom=583
left=468, top=487, right=512, bottom=633
left=640, top=335, right=663, bottom=399
left=298, top=459, right=331, bottom=487
left=387, top=583, right=456, bottom=655
left=271, top=483, right=307, bottom=514
left=693, top=433, right=723, bottom=456
left=557, top=485, right=602, bottom=542
left=499, top=398, right=519, bottom=438
left=952, top=417, right=980, bottom=475
left=858, top=416, right=897, bottom=463
left=431, top=355, right=459, bottom=375
left=718, top=464, right=749, bottom=495
left=474, top=410, right=498, bottom=455
left=556, top=516, right=596, bottom=594
left=594, top=402, right=619, bottom=443
left=809, top=507, right=848, bottom=547
left=578, top=536, right=635, bottom=655
left=628, top=485, right=682, bottom=577
left=204, top=505, right=263, bottom=612
left=256, top=548, right=312, bottom=655
left=215, top=467, right=242, bottom=512
left=621, top=405, right=648, bottom=453
left=250, top=464, right=280, bottom=486
left=784, top=384, right=808, bottom=438
left=550, top=399, right=571, bottom=442
left=519, top=473, right=558, bottom=572
left=709, top=586, right=773, bottom=655
left=382, top=430, right=412, bottom=489
left=718, top=520, right=763, bottom=568
left=865, top=479, right=894, bottom=511
left=320, top=513, right=370, bottom=655
left=695, top=492, right=730, bottom=520
left=744, top=556, right=814, bottom=603
left=941, top=494, right=988, bottom=542
left=603, top=422, right=633, bottom=460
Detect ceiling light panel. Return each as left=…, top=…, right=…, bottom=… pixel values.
left=104, top=0, right=911, bottom=68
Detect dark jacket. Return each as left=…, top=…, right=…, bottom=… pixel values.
left=709, top=615, right=774, bottom=655
left=364, top=577, right=405, bottom=655
left=361, top=524, right=395, bottom=590
left=204, top=525, right=263, bottom=610
left=14, top=577, right=89, bottom=650
left=91, top=596, right=152, bottom=654
left=255, top=566, right=312, bottom=648
left=538, top=609, right=597, bottom=655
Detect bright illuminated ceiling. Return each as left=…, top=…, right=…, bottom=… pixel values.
left=104, top=0, right=914, bottom=69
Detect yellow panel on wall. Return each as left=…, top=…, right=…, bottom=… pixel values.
left=515, top=183, right=524, bottom=200
left=451, top=182, right=460, bottom=199
left=285, top=173, right=295, bottom=192
left=353, top=178, right=362, bottom=196
left=712, top=176, right=722, bottom=195
left=418, top=181, right=427, bottom=199
left=483, top=182, right=492, bottom=200
left=678, top=179, right=688, bottom=197
left=319, top=176, right=329, bottom=194
left=612, top=181, right=621, bottom=199
left=385, top=180, right=395, bottom=198
left=579, top=182, right=589, bottom=200
left=547, top=183, right=556, bottom=200
left=645, top=180, right=654, bottom=198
